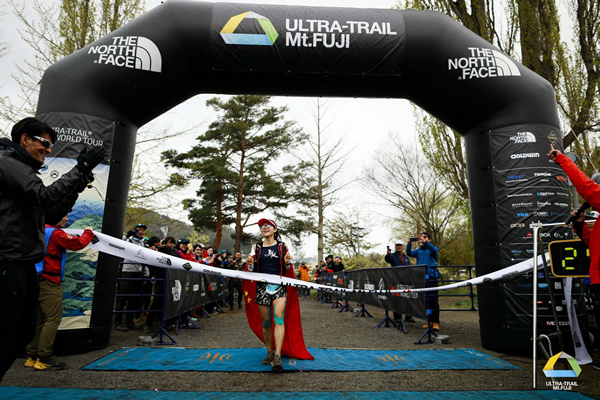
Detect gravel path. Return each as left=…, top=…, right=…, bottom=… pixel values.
left=2, top=295, right=600, bottom=398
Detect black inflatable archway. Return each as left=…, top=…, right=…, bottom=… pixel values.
left=36, top=1, right=571, bottom=355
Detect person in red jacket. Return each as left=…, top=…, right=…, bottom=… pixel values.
left=548, top=144, right=600, bottom=370
left=175, top=238, right=195, bottom=261
left=24, top=214, right=93, bottom=371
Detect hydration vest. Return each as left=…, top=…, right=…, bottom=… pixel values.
left=255, top=241, right=288, bottom=277
left=34, top=227, right=67, bottom=282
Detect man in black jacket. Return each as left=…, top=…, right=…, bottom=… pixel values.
left=0, top=117, right=105, bottom=380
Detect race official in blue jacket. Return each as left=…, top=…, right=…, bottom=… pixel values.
left=406, top=233, right=441, bottom=331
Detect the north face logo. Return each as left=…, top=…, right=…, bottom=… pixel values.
left=89, top=36, right=162, bottom=73
left=448, top=47, right=521, bottom=80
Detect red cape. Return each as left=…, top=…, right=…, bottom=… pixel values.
left=243, top=265, right=314, bottom=360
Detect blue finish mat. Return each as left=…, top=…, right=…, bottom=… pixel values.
left=82, top=347, right=518, bottom=371
left=0, top=387, right=593, bottom=400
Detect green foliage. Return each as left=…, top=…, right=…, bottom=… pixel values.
left=2, top=0, right=144, bottom=124
left=123, top=208, right=196, bottom=240
left=344, top=253, right=388, bottom=271
left=399, top=0, right=600, bottom=183
left=163, top=95, right=309, bottom=251
left=323, top=208, right=377, bottom=258
left=438, top=234, right=474, bottom=266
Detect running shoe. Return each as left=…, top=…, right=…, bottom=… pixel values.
left=262, top=351, right=275, bottom=365
left=24, top=357, right=37, bottom=368
left=34, top=356, right=67, bottom=371
left=271, top=354, right=283, bottom=372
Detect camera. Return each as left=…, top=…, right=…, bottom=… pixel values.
left=410, top=237, right=418, bottom=242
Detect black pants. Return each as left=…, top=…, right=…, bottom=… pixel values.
left=115, top=271, right=142, bottom=326
left=0, top=261, right=39, bottom=382
left=427, top=278, right=440, bottom=323
left=590, top=284, right=600, bottom=338
left=228, top=279, right=243, bottom=308
left=145, top=278, right=164, bottom=329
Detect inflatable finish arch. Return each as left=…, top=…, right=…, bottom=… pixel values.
left=36, top=1, right=573, bottom=354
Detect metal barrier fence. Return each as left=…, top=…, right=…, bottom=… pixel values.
left=315, top=265, right=477, bottom=344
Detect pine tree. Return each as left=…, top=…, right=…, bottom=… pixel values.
left=163, top=95, right=309, bottom=251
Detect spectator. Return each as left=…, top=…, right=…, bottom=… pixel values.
left=115, top=223, right=148, bottom=332
left=325, top=254, right=334, bottom=271
left=314, top=260, right=326, bottom=281
left=332, top=256, right=345, bottom=272
left=142, top=236, right=162, bottom=319
left=148, top=236, right=161, bottom=251
left=175, top=238, right=195, bottom=261
left=214, top=250, right=227, bottom=269
left=203, top=247, right=215, bottom=265
left=24, top=214, right=94, bottom=370
left=0, top=117, right=105, bottom=381
left=298, top=262, right=311, bottom=299
left=220, top=250, right=231, bottom=269
left=226, top=251, right=244, bottom=310
left=385, top=242, right=415, bottom=323
left=145, top=236, right=178, bottom=332
left=406, top=233, right=440, bottom=331
left=193, top=244, right=204, bottom=261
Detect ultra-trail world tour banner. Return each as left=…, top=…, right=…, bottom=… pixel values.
left=37, top=114, right=115, bottom=331
left=39, top=1, right=564, bottom=355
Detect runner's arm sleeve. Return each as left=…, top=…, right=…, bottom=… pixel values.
left=53, top=228, right=94, bottom=250
left=556, top=154, right=600, bottom=210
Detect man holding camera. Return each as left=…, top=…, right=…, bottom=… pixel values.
left=385, top=242, right=415, bottom=323
left=406, top=233, right=440, bottom=331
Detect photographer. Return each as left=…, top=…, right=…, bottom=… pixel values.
left=406, top=233, right=441, bottom=331
left=385, top=242, right=415, bottom=323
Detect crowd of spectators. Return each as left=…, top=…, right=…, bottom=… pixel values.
left=111, top=229, right=345, bottom=335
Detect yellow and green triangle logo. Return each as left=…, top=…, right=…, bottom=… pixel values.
left=220, top=12, right=279, bottom=46
left=543, top=352, right=581, bottom=378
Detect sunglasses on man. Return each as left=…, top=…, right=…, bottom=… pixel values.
left=33, top=135, right=54, bottom=149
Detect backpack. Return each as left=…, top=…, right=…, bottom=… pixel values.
left=35, top=227, right=67, bottom=281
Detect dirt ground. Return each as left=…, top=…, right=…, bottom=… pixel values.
left=2, top=293, right=600, bottom=398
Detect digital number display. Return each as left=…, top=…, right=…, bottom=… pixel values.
left=548, top=239, right=591, bottom=278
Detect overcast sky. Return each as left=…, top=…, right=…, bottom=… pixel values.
left=0, top=0, right=431, bottom=257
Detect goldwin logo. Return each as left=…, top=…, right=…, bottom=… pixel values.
left=511, top=153, right=540, bottom=159
left=89, top=36, right=162, bottom=73
left=448, top=47, right=521, bottom=80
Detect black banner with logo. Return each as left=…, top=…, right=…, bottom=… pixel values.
left=490, top=125, right=572, bottom=266
left=165, top=270, right=228, bottom=319
left=210, top=4, right=405, bottom=76
left=320, top=267, right=427, bottom=319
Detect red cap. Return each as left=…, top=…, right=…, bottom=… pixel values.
left=258, top=218, right=277, bottom=229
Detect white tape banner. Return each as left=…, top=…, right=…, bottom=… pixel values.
left=66, top=230, right=548, bottom=294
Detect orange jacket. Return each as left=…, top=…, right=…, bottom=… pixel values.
left=299, top=265, right=310, bottom=281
